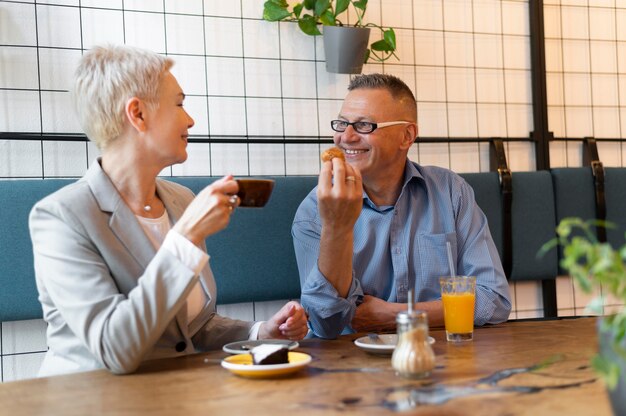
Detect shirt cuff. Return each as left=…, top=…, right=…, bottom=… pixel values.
left=162, top=230, right=209, bottom=276
left=248, top=321, right=264, bottom=340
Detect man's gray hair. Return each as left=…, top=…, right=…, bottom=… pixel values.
left=348, top=73, right=415, bottom=100
left=347, top=73, right=417, bottom=119
left=73, top=45, right=174, bottom=149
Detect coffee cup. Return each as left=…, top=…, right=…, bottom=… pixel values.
left=235, top=179, right=275, bottom=207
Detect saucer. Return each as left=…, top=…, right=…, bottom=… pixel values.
left=354, top=334, right=435, bottom=355
left=222, top=339, right=299, bottom=355
left=221, top=352, right=312, bottom=378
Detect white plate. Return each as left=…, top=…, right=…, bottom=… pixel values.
left=354, top=334, right=435, bottom=355
left=222, top=339, right=299, bottom=355
left=221, top=352, right=312, bottom=378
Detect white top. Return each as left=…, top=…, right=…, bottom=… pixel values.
left=136, top=211, right=263, bottom=339
left=136, top=211, right=207, bottom=322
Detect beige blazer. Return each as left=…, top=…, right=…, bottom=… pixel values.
left=29, top=159, right=253, bottom=377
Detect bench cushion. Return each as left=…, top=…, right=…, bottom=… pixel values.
left=605, top=168, right=626, bottom=248
left=551, top=167, right=626, bottom=270
left=510, top=171, right=558, bottom=281
left=551, top=167, right=597, bottom=224
left=459, top=172, right=504, bottom=263
left=169, top=176, right=317, bottom=304
left=0, top=176, right=317, bottom=321
left=0, top=179, right=73, bottom=321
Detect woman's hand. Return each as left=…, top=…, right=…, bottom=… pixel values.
left=173, top=175, right=239, bottom=246
left=258, top=301, right=309, bottom=341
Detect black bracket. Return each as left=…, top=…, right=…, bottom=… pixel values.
left=489, top=139, right=513, bottom=279
left=583, top=137, right=607, bottom=243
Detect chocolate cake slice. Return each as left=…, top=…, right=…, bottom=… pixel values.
left=251, top=344, right=289, bottom=365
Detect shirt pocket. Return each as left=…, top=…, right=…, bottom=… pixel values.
left=416, top=233, right=458, bottom=284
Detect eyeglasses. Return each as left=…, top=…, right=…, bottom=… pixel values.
left=330, top=120, right=410, bottom=134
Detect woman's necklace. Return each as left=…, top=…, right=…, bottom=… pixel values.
left=143, top=193, right=157, bottom=212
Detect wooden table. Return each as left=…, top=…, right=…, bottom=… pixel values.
left=0, top=317, right=612, bottom=415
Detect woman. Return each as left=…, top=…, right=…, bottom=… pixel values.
left=29, top=45, right=308, bottom=377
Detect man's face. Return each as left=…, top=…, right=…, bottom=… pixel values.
left=333, top=88, right=415, bottom=183
left=144, top=71, right=195, bottom=166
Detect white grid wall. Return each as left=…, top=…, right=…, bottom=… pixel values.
left=545, top=0, right=626, bottom=167
left=1, top=0, right=535, bottom=178
left=1, top=0, right=620, bottom=382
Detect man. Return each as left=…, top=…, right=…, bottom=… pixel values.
left=292, top=73, right=511, bottom=339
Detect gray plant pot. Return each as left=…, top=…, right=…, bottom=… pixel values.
left=323, top=25, right=371, bottom=74
left=598, top=321, right=626, bottom=416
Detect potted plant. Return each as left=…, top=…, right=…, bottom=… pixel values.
left=541, top=217, right=626, bottom=415
left=263, top=0, right=398, bottom=74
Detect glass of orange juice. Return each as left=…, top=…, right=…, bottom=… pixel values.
left=439, top=276, right=476, bottom=342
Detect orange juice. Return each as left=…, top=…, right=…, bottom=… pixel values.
left=441, top=292, right=475, bottom=334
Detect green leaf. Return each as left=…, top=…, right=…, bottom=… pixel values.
left=298, top=14, right=322, bottom=35
left=586, top=296, right=605, bottom=314
left=335, top=0, right=350, bottom=16
left=370, top=39, right=393, bottom=52
left=319, top=10, right=335, bottom=26
left=592, top=354, right=620, bottom=390
left=315, top=0, right=330, bottom=17
left=353, top=0, right=368, bottom=11
left=263, top=1, right=292, bottom=21
left=383, top=28, right=396, bottom=49
left=539, top=238, right=559, bottom=258
left=293, top=3, right=304, bottom=18
left=303, top=0, right=316, bottom=10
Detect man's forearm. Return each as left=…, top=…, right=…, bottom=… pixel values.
left=416, top=300, right=444, bottom=327
left=318, top=228, right=354, bottom=298
left=352, top=297, right=444, bottom=333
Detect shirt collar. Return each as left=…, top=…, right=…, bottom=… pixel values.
left=362, top=159, right=424, bottom=210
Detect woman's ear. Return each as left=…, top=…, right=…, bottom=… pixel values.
left=125, top=97, right=147, bottom=133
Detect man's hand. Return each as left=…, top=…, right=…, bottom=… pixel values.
left=351, top=295, right=400, bottom=332
left=258, top=301, right=309, bottom=340
left=317, top=158, right=363, bottom=297
left=352, top=296, right=446, bottom=332
left=317, top=158, right=363, bottom=232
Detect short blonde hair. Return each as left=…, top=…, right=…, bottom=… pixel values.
left=73, top=45, right=174, bottom=149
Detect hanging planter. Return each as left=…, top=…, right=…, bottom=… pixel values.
left=262, top=0, right=398, bottom=74
left=323, top=25, right=370, bottom=74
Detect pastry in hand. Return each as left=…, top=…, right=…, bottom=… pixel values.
left=321, top=147, right=345, bottom=162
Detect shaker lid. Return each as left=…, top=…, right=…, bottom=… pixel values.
left=396, top=309, right=427, bottom=324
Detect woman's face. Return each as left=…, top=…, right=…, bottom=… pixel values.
left=143, top=71, right=195, bottom=166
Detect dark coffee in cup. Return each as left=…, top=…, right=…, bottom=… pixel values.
left=236, top=179, right=275, bottom=207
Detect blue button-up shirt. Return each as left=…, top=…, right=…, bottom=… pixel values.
left=292, top=160, right=511, bottom=339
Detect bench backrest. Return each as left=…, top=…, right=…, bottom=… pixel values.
left=460, top=172, right=504, bottom=262
left=551, top=167, right=626, bottom=272
left=2, top=168, right=624, bottom=322
left=510, top=171, right=558, bottom=281
left=0, top=176, right=317, bottom=321
left=0, top=179, right=74, bottom=321
left=461, top=171, right=559, bottom=282
left=606, top=168, right=626, bottom=248
left=169, top=177, right=318, bottom=304
left=0, top=171, right=560, bottom=322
